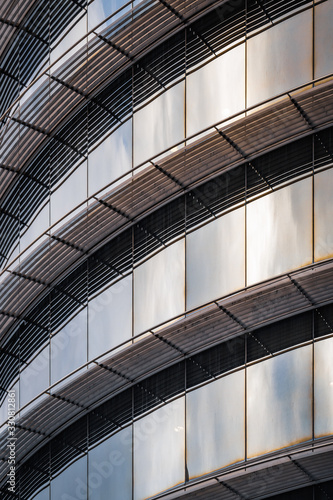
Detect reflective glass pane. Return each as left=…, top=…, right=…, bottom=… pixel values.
left=51, top=456, right=87, bottom=500
left=20, top=203, right=49, bottom=255
left=7, top=241, right=20, bottom=266
left=88, top=428, right=132, bottom=499
left=88, top=276, right=132, bottom=360
left=314, top=168, right=333, bottom=261
left=247, top=10, right=312, bottom=107
left=187, top=370, right=245, bottom=478
left=247, top=178, right=312, bottom=286
left=314, top=337, right=333, bottom=437
left=134, top=240, right=185, bottom=335
left=20, top=345, right=49, bottom=409
left=51, top=14, right=87, bottom=68
left=187, top=44, right=245, bottom=137
left=51, top=161, right=87, bottom=225
left=315, top=0, right=333, bottom=79
left=187, top=207, right=245, bottom=309
left=88, top=0, right=130, bottom=31
left=247, top=346, right=312, bottom=458
left=51, top=309, right=87, bottom=385
left=134, top=398, right=185, bottom=500
left=88, top=120, right=132, bottom=196
left=133, top=82, right=185, bottom=166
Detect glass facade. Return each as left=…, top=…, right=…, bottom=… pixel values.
left=314, top=337, right=333, bottom=438
left=246, top=178, right=313, bottom=285
left=186, top=43, right=245, bottom=136
left=247, top=346, right=312, bottom=457
left=247, top=9, right=312, bottom=107
left=0, top=0, right=333, bottom=498
left=21, top=336, right=333, bottom=499
left=186, top=207, right=245, bottom=308
left=186, top=370, right=245, bottom=478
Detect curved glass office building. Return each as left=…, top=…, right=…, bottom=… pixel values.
left=1, top=0, right=333, bottom=498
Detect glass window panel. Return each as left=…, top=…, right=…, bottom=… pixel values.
left=315, top=0, right=333, bottom=79
left=187, top=44, right=245, bottom=137
left=314, top=168, right=333, bottom=261
left=187, top=370, right=245, bottom=478
left=88, top=428, right=132, bottom=499
left=20, top=345, right=49, bottom=409
left=51, top=161, right=87, bottom=225
left=51, top=309, right=87, bottom=385
left=134, top=239, right=185, bottom=335
left=314, top=337, right=333, bottom=437
left=20, top=203, right=49, bottom=256
left=88, top=0, right=130, bottom=31
left=51, top=456, right=87, bottom=500
left=133, top=82, right=185, bottom=166
left=187, top=207, right=245, bottom=310
left=247, top=178, right=312, bottom=286
left=9, top=242, right=20, bottom=264
left=88, top=276, right=132, bottom=360
left=51, top=14, right=87, bottom=68
left=88, top=120, right=132, bottom=196
left=134, top=398, right=185, bottom=500
left=247, top=10, right=312, bottom=107
left=247, top=346, right=312, bottom=458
